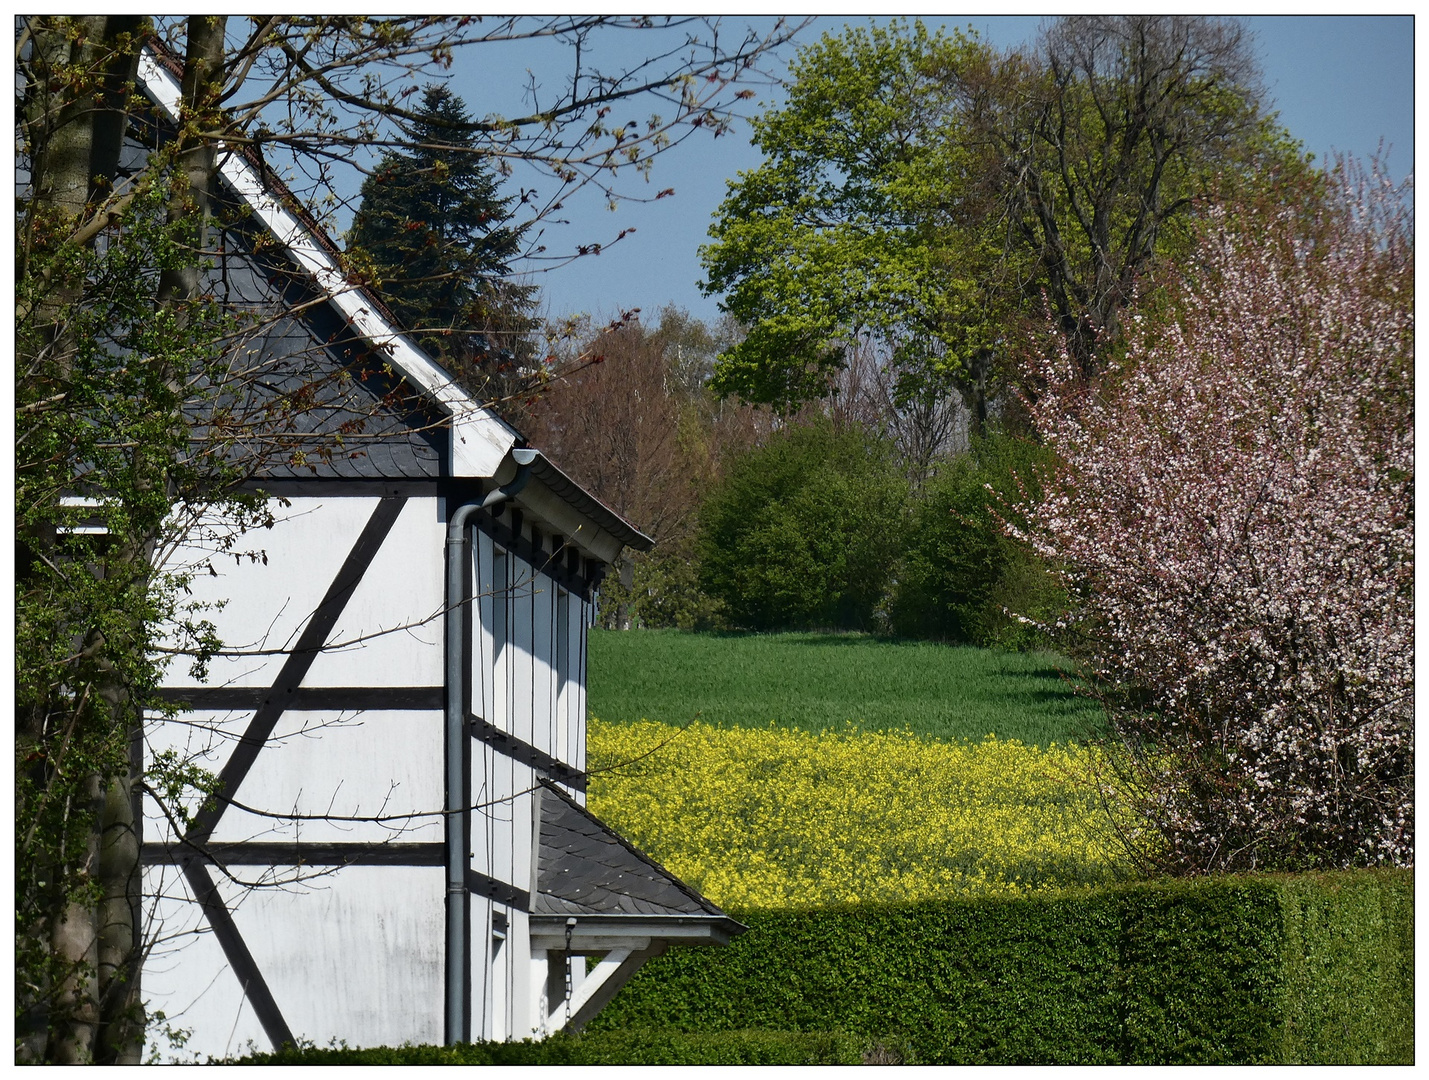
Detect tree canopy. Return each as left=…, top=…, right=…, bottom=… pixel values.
left=701, top=17, right=1302, bottom=421
left=348, top=85, right=538, bottom=409
left=701, top=22, right=1012, bottom=427
left=697, top=419, right=908, bottom=632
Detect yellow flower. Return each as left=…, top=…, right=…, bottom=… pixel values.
left=587, top=719, right=1134, bottom=909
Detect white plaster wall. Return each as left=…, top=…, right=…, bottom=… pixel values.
left=302, top=497, right=445, bottom=688
left=142, top=864, right=268, bottom=1062
left=506, top=908, right=535, bottom=1041
left=532, top=577, right=555, bottom=760
left=247, top=865, right=445, bottom=1049
left=157, top=498, right=383, bottom=690
left=509, top=553, right=536, bottom=750
left=146, top=494, right=608, bottom=1054
left=143, top=709, right=243, bottom=846
left=203, top=708, right=443, bottom=846
left=469, top=898, right=493, bottom=1042
left=144, top=864, right=445, bottom=1060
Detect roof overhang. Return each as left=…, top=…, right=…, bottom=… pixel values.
left=529, top=913, right=746, bottom=953
left=512, top=452, right=654, bottom=562
left=136, top=45, right=517, bottom=479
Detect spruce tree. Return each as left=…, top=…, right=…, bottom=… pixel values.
left=349, top=85, right=538, bottom=406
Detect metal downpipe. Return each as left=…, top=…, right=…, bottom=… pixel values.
left=444, top=451, right=537, bottom=1045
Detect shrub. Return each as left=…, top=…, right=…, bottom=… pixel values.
left=590, top=869, right=1413, bottom=1065
left=231, top=1028, right=871, bottom=1065
left=890, top=430, right=1064, bottom=647
left=697, top=419, right=908, bottom=631
left=597, top=542, right=727, bottom=631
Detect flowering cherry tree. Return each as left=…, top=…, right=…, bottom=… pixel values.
left=1023, top=168, right=1413, bottom=874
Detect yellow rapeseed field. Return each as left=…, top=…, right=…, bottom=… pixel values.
left=587, top=719, right=1134, bottom=909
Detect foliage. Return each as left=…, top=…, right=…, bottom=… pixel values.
left=962, top=15, right=1294, bottom=380
left=589, top=869, right=1414, bottom=1065
left=594, top=540, right=728, bottom=631
left=587, top=719, right=1131, bottom=907
left=347, top=85, right=538, bottom=412
left=701, top=16, right=1298, bottom=421
left=889, top=430, right=1064, bottom=647
left=701, top=21, right=1016, bottom=426
left=16, top=173, right=268, bottom=1064
left=1275, top=870, right=1417, bottom=1063
left=696, top=420, right=908, bottom=631
left=1022, top=165, right=1414, bottom=875
left=587, top=629, right=1103, bottom=745
left=231, top=1028, right=871, bottom=1065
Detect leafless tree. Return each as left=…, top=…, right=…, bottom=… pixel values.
left=525, top=308, right=772, bottom=627
left=974, top=16, right=1271, bottom=381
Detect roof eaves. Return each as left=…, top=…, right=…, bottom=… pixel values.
left=528, top=454, right=655, bottom=553
left=135, top=40, right=516, bottom=478
left=528, top=912, right=747, bottom=948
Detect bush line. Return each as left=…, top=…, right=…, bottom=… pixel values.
left=232, top=1028, right=876, bottom=1065
left=589, top=868, right=1413, bottom=1065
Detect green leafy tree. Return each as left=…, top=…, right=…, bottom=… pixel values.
left=348, top=86, right=538, bottom=411
left=701, top=22, right=1016, bottom=432
left=889, top=430, right=1063, bottom=647
left=697, top=420, right=908, bottom=631
left=17, top=18, right=264, bottom=1061
left=702, top=17, right=1298, bottom=421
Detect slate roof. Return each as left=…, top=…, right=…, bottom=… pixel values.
left=134, top=38, right=658, bottom=546
left=534, top=781, right=728, bottom=919
left=199, top=217, right=449, bottom=482
left=119, top=93, right=449, bottom=482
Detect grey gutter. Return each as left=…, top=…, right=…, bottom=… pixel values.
left=443, top=448, right=538, bottom=1045
left=526, top=452, right=655, bottom=553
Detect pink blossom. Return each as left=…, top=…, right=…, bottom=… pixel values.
left=1025, top=165, right=1413, bottom=874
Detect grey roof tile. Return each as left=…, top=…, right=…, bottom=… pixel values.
left=534, top=781, right=727, bottom=919
left=190, top=213, right=446, bottom=482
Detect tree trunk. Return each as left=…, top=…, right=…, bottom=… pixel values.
left=96, top=767, right=143, bottom=1064
left=17, top=16, right=150, bottom=1065
left=157, top=16, right=227, bottom=311
left=48, top=776, right=105, bottom=1064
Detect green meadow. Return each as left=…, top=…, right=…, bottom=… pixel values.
left=587, top=630, right=1104, bottom=747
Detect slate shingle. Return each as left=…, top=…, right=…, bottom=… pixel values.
left=534, top=780, right=728, bottom=919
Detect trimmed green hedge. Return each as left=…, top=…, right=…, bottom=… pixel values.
left=588, top=869, right=1412, bottom=1064
left=232, top=1029, right=873, bottom=1065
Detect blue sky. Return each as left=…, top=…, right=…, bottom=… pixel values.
left=437, top=15, right=1415, bottom=327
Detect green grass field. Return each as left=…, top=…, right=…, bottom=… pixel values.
left=587, top=630, right=1104, bottom=746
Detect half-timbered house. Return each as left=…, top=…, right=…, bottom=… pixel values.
left=132, top=44, right=738, bottom=1060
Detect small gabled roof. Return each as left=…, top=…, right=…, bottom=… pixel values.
left=533, top=781, right=743, bottom=943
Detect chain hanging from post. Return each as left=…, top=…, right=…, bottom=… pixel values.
left=564, top=917, right=575, bottom=1011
